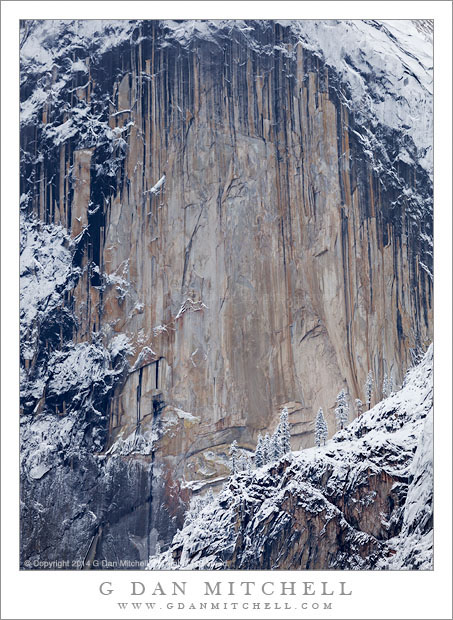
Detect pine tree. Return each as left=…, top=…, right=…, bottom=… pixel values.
left=314, top=408, right=322, bottom=447
left=355, top=398, right=363, bottom=417
left=335, top=389, right=349, bottom=430
left=365, top=370, right=373, bottom=409
left=314, top=408, right=328, bottom=447
left=322, top=415, right=328, bottom=445
left=184, top=496, right=204, bottom=526
left=382, top=372, right=390, bottom=398
left=271, top=427, right=283, bottom=461
left=279, top=407, right=291, bottom=454
left=229, top=440, right=239, bottom=475
left=388, top=375, right=394, bottom=394
left=263, top=433, right=271, bottom=465
left=254, top=434, right=264, bottom=468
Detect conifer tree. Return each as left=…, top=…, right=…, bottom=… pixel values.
left=239, top=453, right=248, bottom=472
left=322, top=415, right=328, bottom=445
left=279, top=407, right=291, bottom=454
left=271, top=426, right=283, bottom=461
left=388, top=375, right=393, bottom=394
left=382, top=372, right=390, bottom=398
left=365, top=370, right=373, bottom=409
left=229, top=440, right=239, bottom=475
left=263, top=433, right=271, bottom=465
left=254, top=434, right=264, bottom=468
left=355, top=398, right=363, bottom=417
left=314, top=408, right=328, bottom=447
left=335, top=389, right=349, bottom=430
left=184, top=496, right=205, bottom=526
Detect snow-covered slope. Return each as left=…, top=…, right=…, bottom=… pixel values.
left=162, top=19, right=433, bottom=174
left=287, top=19, right=433, bottom=174
left=147, top=345, right=433, bottom=570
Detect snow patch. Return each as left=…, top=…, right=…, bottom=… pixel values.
left=173, top=408, right=200, bottom=423
left=20, top=216, right=76, bottom=360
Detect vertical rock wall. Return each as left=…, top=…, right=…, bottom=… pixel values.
left=20, top=20, right=432, bottom=561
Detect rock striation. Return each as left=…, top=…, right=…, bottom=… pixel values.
left=20, top=19, right=433, bottom=567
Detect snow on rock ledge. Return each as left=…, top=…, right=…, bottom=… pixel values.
left=148, top=345, right=433, bottom=570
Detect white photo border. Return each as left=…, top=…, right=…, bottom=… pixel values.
left=1, top=2, right=451, bottom=619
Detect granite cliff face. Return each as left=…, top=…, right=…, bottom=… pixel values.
left=20, top=20, right=433, bottom=567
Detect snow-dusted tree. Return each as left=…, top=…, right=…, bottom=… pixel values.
left=184, top=495, right=206, bottom=525
left=241, top=452, right=252, bottom=472
left=382, top=372, right=390, bottom=398
left=335, top=389, right=349, bottom=430
left=254, top=434, right=264, bottom=468
left=322, top=416, right=328, bottom=445
left=229, top=440, right=239, bottom=475
left=355, top=398, right=363, bottom=417
left=279, top=407, right=291, bottom=454
left=271, top=427, right=283, bottom=461
left=263, top=433, right=271, bottom=465
left=206, top=489, right=214, bottom=503
left=365, top=370, right=373, bottom=409
left=388, top=375, right=394, bottom=394
left=314, top=408, right=328, bottom=447
left=238, top=453, right=248, bottom=472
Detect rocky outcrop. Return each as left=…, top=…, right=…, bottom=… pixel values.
left=20, top=20, right=433, bottom=566
left=147, top=346, right=433, bottom=570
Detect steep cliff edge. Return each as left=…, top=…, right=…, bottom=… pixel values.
left=147, top=345, right=433, bottom=570
left=20, top=20, right=432, bottom=566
